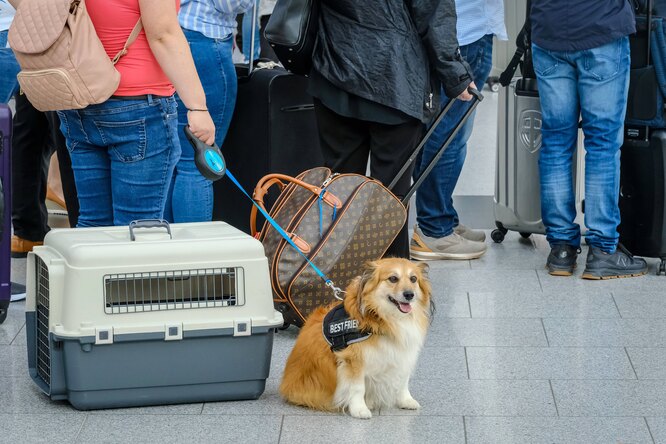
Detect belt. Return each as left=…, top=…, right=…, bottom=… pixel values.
left=108, top=94, right=170, bottom=101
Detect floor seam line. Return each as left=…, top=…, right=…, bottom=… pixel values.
left=73, top=413, right=89, bottom=443
left=645, top=416, right=656, bottom=444
left=467, top=292, right=473, bottom=318
left=610, top=292, right=623, bottom=318
left=463, top=415, right=468, bottom=444
left=277, top=415, right=285, bottom=444
left=464, top=347, right=471, bottom=379
left=548, top=380, right=560, bottom=416
left=624, top=347, right=639, bottom=380
left=541, top=318, right=550, bottom=347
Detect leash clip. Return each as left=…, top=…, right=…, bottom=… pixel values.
left=326, top=280, right=345, bottom=301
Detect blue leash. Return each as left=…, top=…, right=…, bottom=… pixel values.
left=225, top=169, right=345, bottom=300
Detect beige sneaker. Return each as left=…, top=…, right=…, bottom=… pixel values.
left=410, top=225, right=487, bottom=260
left=454, top=224, right=486, bottom=242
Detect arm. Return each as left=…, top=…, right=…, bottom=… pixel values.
left=7, top=0, right=20, bottom=8
left=138, top=0, right=215, bottom=144
left=407, top=0, right=473, bottom=99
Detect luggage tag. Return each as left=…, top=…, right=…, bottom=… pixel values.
left=184, top=126, right=226, bottom=181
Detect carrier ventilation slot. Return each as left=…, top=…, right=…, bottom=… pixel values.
left=35, top=256, right=51, bottom=388
left=104, top=268, right=244, bottom=314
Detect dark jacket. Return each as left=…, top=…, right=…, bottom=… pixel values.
left=531, top=0, right=636, bottom=52
left=311, top=0, right=472, bottom=123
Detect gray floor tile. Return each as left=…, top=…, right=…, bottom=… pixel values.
left=0, top=345, right=28, bottom=377
left=627, top=348, right=666, bottom=380
left=467, top=347, right=635, bottom=380
left=75, top=414, right=282, bottom=444
left=0, top=376, right=80, bottom=414
left=429, top=292, right=472, bottom=318
left=469, top=237, right=544, bottom=271
left=202, top=377, right=344, bottom=417
left=0, top=414, right=86, bottom=444
left=0, top=302, right=26, bottom=345
left=86, top=403, right=204, bottom=416
left=537, top=267, right=666, bottom=295
left=469, top=291, right=619, bottom=318
left=280, top=415, right=465, bottom=444
left=552, top=380, right=666, bottom=416
left=543, top=318, right=666, bottom=347
left=427, top=318, right=547, bottom=347
left=614, top=291, right=666, bottom=318
left=427, top=269, right=542, bottom=294
left=415, top=347, right=468, bottom=380
left=381, top=379, right=556, bottom=417
left=465, top=416, right=652, bottom=444
left=647, top=417, right=666, bottom=444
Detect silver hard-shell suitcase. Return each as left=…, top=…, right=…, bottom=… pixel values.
left=492, top=78, right=584, bottom=243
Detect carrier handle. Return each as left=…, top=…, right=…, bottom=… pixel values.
left=249, top=173, right=343, bottom=237
left=129, top=219, right=172, bottom=241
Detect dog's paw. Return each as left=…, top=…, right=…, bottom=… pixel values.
left=397, top=397, right=421, bottom=410
left=349, top=405, right=373, bottom=419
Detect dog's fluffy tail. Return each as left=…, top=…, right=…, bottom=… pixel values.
left=279, top=307, right=338, bottom=411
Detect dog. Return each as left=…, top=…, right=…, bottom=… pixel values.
left=279, top=258, right=433, bottom=419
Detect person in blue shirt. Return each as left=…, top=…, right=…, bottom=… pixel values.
left=531, top=0, right=648, bottom=279
left=165, top=0, right=253, bottom=223
left=410, top=0, right=507, bottom=261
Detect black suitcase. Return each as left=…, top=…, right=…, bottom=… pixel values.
left=619, top=128, right=666, bottom=274
left=212, top=63, right=323, bottom=233
left=0, top=104, right=12, bottom=323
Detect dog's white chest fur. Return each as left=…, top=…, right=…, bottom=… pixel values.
left=336, top=318, right=426, bottom=411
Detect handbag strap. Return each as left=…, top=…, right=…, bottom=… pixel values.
left=111, top=19, right=143, bottom=64
left=225, top=169, right=346, bottom=300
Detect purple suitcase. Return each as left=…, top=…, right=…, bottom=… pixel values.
left=0, top=104, right=11, bottom=324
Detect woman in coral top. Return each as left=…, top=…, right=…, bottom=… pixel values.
left=54, top=0, right=216, bottom=227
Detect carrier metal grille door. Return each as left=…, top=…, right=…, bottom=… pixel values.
left=104, top=267, right=245, bottom=314
left=35, top=256, right=51, bottom=388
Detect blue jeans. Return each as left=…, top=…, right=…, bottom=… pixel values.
left=533, top=37, right=630, bottom=253
left=58, top=95, right=181, bottom=227
left=414, top=34, right=494, bottom=238
left=164, top=29, right=237, bottom=223
left=242, top=0, right=261, bottom=61
left=0, top=31, right=20, bottom=103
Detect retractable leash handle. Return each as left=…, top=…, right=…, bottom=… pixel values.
left=184, top=126, right=226, bottom=181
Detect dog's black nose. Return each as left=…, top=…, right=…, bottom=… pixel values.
left=403, top=291, right=414, bottom=301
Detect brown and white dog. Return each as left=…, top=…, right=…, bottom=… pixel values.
left=279, top=258, right=433, bottom=419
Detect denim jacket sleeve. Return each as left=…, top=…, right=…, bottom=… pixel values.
left=406, top=0, right=473, bottom=98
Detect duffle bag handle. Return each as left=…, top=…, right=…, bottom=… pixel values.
left=250, top=173, right=343, bottom=236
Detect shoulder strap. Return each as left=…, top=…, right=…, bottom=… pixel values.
left=111, top=19, right=143, bottom=64
left=499, top=0, right=532, bottom=86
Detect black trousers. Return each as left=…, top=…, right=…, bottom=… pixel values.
left=11, top=93, right=78, bottom=241
left=313, top=99, right=424, bottom=258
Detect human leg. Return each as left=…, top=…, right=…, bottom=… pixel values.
left=166, top=30, right=237, bottom=223
left=242, top=0, right=261, bottom=61
left=0, top=31, right=19, bottom=103
left=414, top=34, right=494, bottom=240
left=11, top=93, right=53, bottom=256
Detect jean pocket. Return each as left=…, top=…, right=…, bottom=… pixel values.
left=583, top=39, right=626, bottom=81
left=94, top=119, right=147, bottom=162
left=532, top=45, right=559, bottom=78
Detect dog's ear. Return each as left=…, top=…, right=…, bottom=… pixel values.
left=416, top=261, right=430, bottom=276
left=344, top=262, right=377, bottom=317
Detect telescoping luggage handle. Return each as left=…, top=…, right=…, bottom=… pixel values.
left=389, top=87, right=484, bottom=205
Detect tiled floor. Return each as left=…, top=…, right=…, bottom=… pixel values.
left=2, top=232, right=666, bottom=444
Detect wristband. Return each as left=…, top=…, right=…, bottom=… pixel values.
left=187, top=108, right=208, bottom=112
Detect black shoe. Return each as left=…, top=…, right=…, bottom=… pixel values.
left=547, top=244, right=580, bottom=276
left=582, top=244, right=649, bottom=280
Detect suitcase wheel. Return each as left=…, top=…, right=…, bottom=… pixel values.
left=278, top=322, right=290, bottom=330
left=658, top=259, right=666, bottom=276
left=519, top=232, right=532, bottom=239
left=491, top=228, right=506, bottom=243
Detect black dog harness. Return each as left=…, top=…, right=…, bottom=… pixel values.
left=322, top=304, right=372, bottom=352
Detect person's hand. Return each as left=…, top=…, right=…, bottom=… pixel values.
left=457, top=81, right=477, bottom=101
left=187, top=110, right=216, bottom=146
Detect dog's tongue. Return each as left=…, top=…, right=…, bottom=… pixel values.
left=398, top=302, right=412, bottom=313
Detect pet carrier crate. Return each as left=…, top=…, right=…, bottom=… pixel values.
left=25, top=220, right=283, bottom=410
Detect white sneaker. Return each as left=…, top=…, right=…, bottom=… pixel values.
left=410, top=225, right=487, bottom=261
left=454, top=224, right=487, bottom=242
left=11, top=292, right=26, bottom=302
